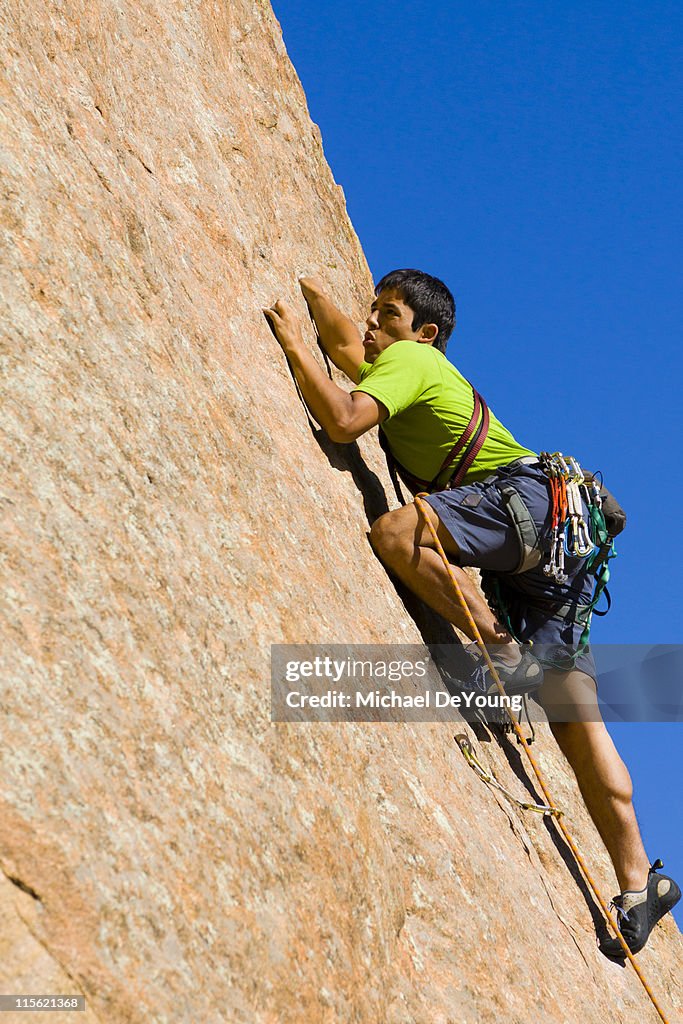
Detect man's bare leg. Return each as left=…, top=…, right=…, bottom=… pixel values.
left=369, top=503, right=517, bottom=653
left=542, top=669, right=650, bottom=892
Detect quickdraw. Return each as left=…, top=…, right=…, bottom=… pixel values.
left=540, top=451, right=602, bottom=577
left=564, top=456, right=594, bottom=558
left=455, top=734, right=563, bottom=816
left=544, top=458, right=569, bottom=582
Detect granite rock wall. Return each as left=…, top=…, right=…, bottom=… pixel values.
left=0, top=2, right=680, bottom=1021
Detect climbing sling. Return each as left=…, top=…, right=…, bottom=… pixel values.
left=380, top=385, right=490, bottom=504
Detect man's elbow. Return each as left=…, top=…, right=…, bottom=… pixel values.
left=326, top=394, right=380, bottom=443
left=327, top=422, right=363, bottom=444
left=326, top=414, right=369, bottom=444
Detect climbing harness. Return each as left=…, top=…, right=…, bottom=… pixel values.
left=455, top=734, right=562, bottom=816
left=495, top=476, right=543, bottom=574
left=414, top=493, right=673, bottom=1024
left=382, top=431, right=622, bottom=664
left=476, top=453, right=623, bottom=670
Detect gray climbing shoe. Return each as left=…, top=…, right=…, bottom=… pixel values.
left=599, top=859, right=681, bottom=957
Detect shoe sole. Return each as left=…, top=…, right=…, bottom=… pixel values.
left=487, top=677, right=543, bottom=699
left=652, top=879, right=681, bottom=926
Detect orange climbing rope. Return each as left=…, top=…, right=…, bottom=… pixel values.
left=414, top=494, right=673, bottom=1024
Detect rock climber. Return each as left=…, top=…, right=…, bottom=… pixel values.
left=264, top=269, right=680, bottom=956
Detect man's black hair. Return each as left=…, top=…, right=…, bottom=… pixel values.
left=374, top=269, right=455, bottom=354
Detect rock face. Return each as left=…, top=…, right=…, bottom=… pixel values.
left=0, top=2, right=680, bottom=1022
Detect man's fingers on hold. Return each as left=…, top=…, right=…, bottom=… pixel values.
left=263, top=310, right=281, bottom=338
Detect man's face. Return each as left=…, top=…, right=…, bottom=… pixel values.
left=363, top=289, right=433, bottom=363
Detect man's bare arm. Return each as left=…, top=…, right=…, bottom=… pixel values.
left=264, top=299, right=386, bottom=442
left=299, top=277, right=366, bottom=384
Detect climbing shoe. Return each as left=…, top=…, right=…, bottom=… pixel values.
left=485, top=648, right=544, bottom=697
left=599, top=859, right=681, bottom=957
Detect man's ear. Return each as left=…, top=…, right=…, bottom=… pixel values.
left=418, top=322, right=439, bottom=346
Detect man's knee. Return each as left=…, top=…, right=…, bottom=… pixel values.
left=551, top=719, right=634, bottom=801
left=550, top=719, right=582, bottom=752
left=550, top=717, right=598, bottom=751
left=370, top=501, right=459, bottom=564
left=540, top=670, right=600, bottom=726
left=369, top=508, right=414, bottom=563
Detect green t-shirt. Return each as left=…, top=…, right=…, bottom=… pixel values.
left=353, top=341, right=536, bottom=488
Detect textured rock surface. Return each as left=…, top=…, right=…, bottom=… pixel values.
left=0, top=2, right=680, bottom=1022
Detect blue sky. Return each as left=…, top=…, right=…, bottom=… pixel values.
left=271, top=0, right=682, bottom=920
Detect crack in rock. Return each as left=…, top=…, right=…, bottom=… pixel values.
left=7, top=874, right=42, bottom=901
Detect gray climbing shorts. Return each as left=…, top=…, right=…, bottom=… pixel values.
left=425, top=460, right=598, bottom=679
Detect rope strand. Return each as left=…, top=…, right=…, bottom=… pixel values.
left=414, top=493, right=673, bottom=1024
